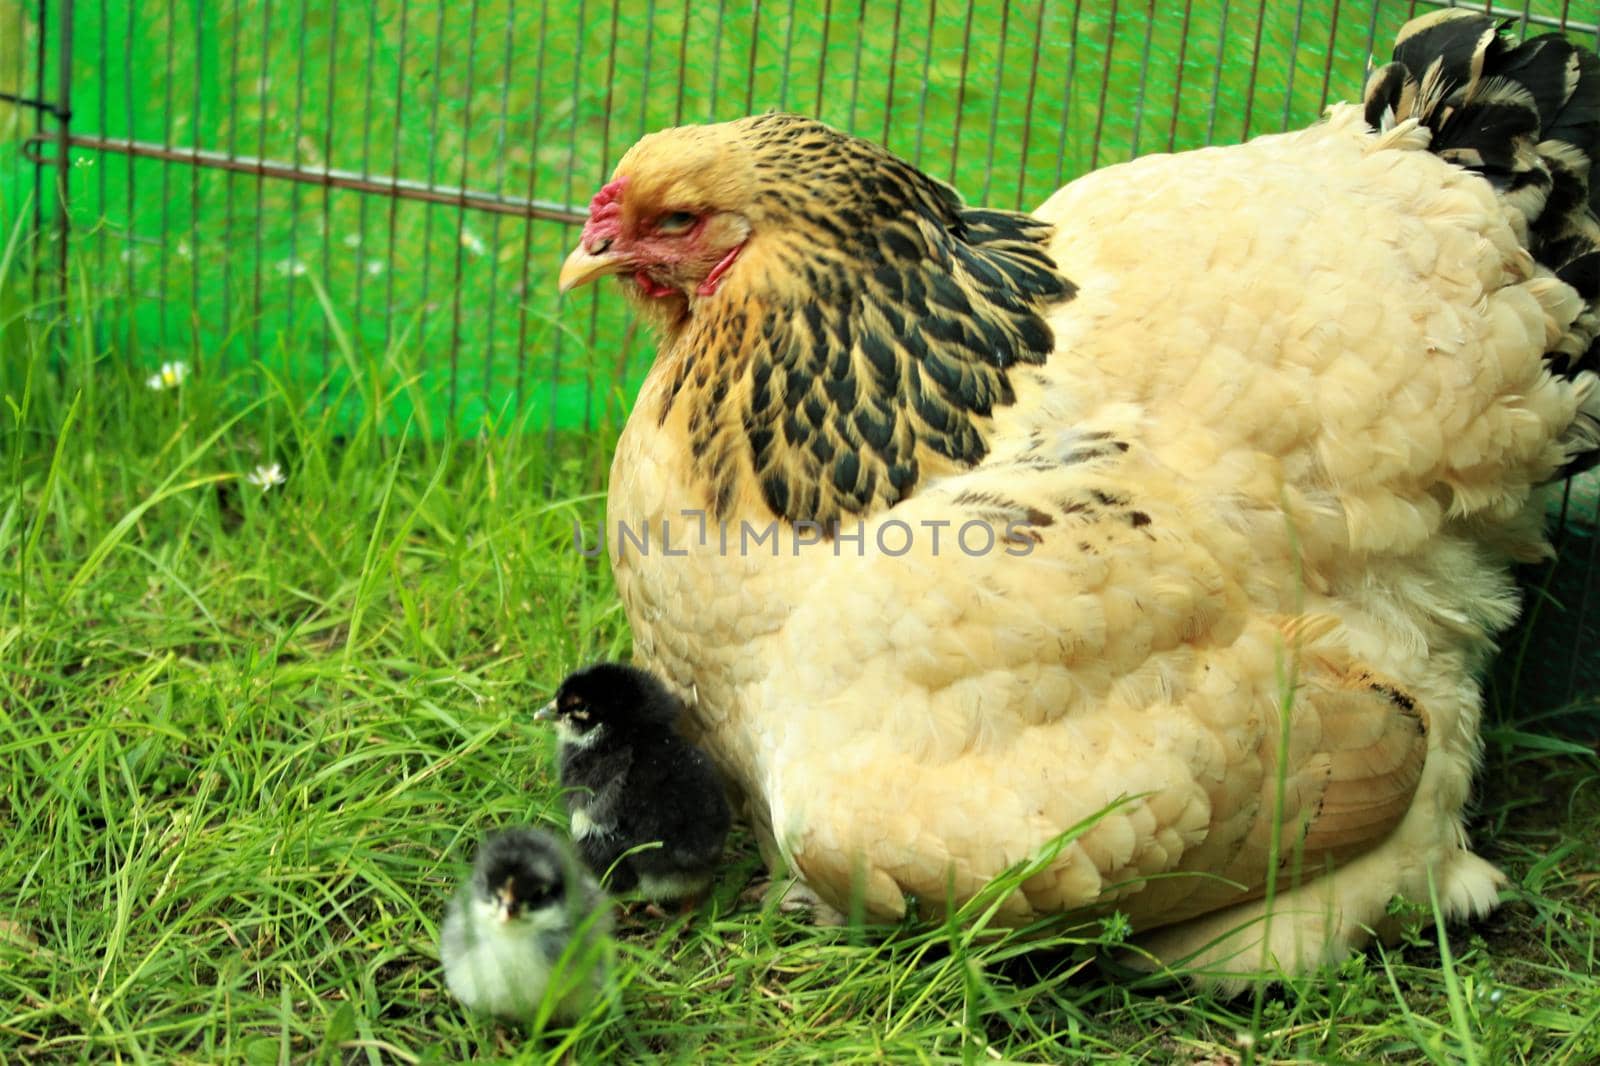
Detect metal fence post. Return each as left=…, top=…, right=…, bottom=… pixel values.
left=54, top=0, right=72, bottom=309
left=30, top=0, right=47, bottom=307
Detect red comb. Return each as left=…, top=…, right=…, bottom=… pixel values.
left=581, top=176, right=628, bottom=248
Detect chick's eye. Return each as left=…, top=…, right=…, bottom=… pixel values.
left=655, top=210, right=697, bottom=234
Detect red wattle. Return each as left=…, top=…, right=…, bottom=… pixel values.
left=635, top=271, right=676, bottom=298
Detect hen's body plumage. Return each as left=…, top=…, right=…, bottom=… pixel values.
left=566, top=13, right=1600, bottom=984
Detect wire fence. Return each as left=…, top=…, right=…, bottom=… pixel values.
left=2, top=0, right=1598, bottom=713
left=3, top=1, right=1592, bottom=434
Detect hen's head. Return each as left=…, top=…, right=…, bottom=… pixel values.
left=558, top=122, right=760, bottom=315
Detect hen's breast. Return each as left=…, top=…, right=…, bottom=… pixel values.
left=606, top=366, right=801, bottom=814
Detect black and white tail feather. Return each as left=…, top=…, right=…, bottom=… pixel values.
left=1364, top=9, right=1600, bottom=476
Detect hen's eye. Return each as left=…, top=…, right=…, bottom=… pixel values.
left=655, top=211, right=697, bottom=234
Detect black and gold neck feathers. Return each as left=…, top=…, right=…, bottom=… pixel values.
left=660, top=114, right=1077, bottom=531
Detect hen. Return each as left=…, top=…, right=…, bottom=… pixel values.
left=557, top=11, right=1600, bottom=985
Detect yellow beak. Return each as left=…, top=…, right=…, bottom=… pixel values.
left=558, top=242, right=625, bottom=294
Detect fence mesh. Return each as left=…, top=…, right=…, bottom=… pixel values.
left=2, top=0, right=1598, bottom=716
left=3, top=2, right=1590, bottom=431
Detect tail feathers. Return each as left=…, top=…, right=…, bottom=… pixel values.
left=1498, top=34, right=1586, bottom=131
left=1532, top=44, right=1600, bottom=261
left=1389, top=10, right=1501, bottom=100
left=1366, top=10, right=1600, bottom=476
left=1562, top=374, right=1600, bottom=478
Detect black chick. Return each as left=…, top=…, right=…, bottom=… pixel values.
left=537, top=663, right=732, bottom=910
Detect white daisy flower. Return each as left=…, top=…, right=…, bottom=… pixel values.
left=146, top=361, right=188, bottom=390
left=365, top=259, right=385, bottom=276
left=459, top=228, right=486, bottom=256
left=275, top=258, right=308, bottom=278
left=245, top=463, right=285, bottom=492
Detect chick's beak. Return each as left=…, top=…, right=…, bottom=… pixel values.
left=534, top=698, right=557, bottom=722
left=498, top=883, right=517, bottom=923
left=558, top=241, right=625, bottom=294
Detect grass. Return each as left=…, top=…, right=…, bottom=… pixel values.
left=3, top=251, right=1600, bottom=1064
left=2, top=2, right=1599, bottom=1061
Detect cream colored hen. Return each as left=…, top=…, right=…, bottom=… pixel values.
left=557, top=11, right=1600, bottom=986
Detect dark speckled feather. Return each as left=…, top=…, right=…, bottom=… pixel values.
left=668, top=114, right=1077, bottom=533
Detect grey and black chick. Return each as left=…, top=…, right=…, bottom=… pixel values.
left=439, top=826, right=614, bottom=1026
left=538, top=663, right=732, bottom=909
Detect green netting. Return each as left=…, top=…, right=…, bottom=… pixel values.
left=11, top=1, right=1594, bottom=437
